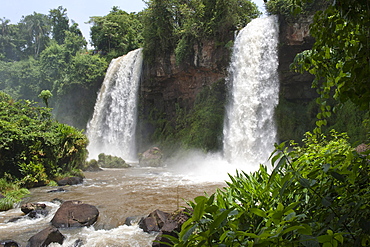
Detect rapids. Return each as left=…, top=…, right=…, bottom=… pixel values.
left=0, top=15, right=281, bottom=246
left=0, top=167, right=225, bottom=246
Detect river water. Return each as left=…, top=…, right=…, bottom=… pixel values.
left=0, top=166, right=225, bottom=246
left=0, top=15, right=280, bottom=246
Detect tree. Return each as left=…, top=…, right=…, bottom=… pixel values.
left=142, top=0, right=176, bottom=62
left=0, top=18, right=19, bottom=61
left=38, top=89, right=52, bottom=107
left=142, top=0, right=260, bottom=63
left=0, top=91, right=88, bottom=187
left=89, top=7, right=143, bottom=56
left=18, top=12, right=51, bottom=58
left=49, top=6, right=70, bottom=45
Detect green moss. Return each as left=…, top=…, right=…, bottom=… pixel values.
left=0, top=177, right=29, bottom=211
left=276, top=97, right=369, bottom=145
left=155, top=79, right=227, bottom=153
left=275, top=98, right=317, bottom=143
left=97, top=153, right=130, bottom=168
left=324, top=101, right=369, bottom=144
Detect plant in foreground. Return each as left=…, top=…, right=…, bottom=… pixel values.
left=171, top=131, right=370, bottom=246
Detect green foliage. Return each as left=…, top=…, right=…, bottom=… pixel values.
left=38, top=89, right=53, bottom=107
left=325, top=101, right=369, bottom=144
left=265, top=0, right=329, bottom=22
left=0, top=7, right=102, bottom=128
left=275, top=98, right=317, bottom=143
left=178, top=79, right=226, bottom=151
left=145, top=79, right=226, bottom=153
left=94, top=153, right=130, bottom=168
left=0, top=92, right=88, bottom=187
left=291, top=0, right=370, bottom=133
left=18, top=12, right=51, bottom=58
left=89, top=6, right=143, bottom=58
left=0, top=177, right=29, bottom=211
left=142, top=0, right=260, bottom=63
left=49, top=6, right=70, bottom=45
left=276, top=98, right=369, bottom=145
left=173, top=131, right=370, bottom=246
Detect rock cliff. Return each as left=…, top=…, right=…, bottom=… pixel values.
left=138, top=39, right=231, bottom=148
left=276, top=16, right=318, bottom=142
left=278, top=16, right=316, bottom=102
left=138, top=16, right=317, bottom=148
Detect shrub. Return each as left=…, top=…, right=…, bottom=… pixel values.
left=97, top=153, right=130, bottom=168
left=172, top=131, right=370, bottom=246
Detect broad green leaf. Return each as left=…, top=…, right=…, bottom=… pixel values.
left=192, top=196, right=207, bottom=221
left=250, top=208, right=267, bottom=218
left=282, top=225, right=305, bottom=235
left=317, top=234, right=332, bottom=243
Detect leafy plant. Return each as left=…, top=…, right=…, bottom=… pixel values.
left=0, top=92, right=88, bottom=187
left=172, top=131, right=370, bottom=246
left=0, top=177, right=29, bottom=211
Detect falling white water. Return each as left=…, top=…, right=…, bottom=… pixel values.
left=86, top=48, right=143, bottom=162
left=223, top=16, right=280, bottom=168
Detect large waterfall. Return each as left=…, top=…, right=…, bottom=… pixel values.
left=223, top=16, right=280, bottom=167
left=86, top=48, right=143, bottom=162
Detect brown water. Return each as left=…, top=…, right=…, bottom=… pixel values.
left=0, top=166, right=226, bottom=246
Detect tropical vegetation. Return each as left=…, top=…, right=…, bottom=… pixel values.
left=168, top=0, right=370, bottom=246
left=0, top=2, right=369, bottom=246
left=0, top=6, right=108, bottom=129
left=0, top=91, right=88, bottom=210
left=142, top=0, right=261, bottom=64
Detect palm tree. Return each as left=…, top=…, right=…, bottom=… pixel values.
left=19, top=12, right=51, bottom=57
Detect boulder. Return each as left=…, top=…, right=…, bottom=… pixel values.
left=57, top=177, right=83, bottom=186
left=26, top=226, right=64, bottom=247
left=21, top=203, right=46, bottom=215
left=356, top=143, right=369, bottom=154
left=83, top=159, right=102, bottom=171
left=97, top=153, right=130, bottom=168
left=0, top=240, right=20, bottom=247
left=153, top=209, right=191, bottom=247
left=47, top=187, right=68, bottom=193
left=7, top=217, right=23, bottom=223
left=138, top=209, right=191, bottom=246
left=51, top=200, right=99, bottom=228
left=27, top=209, right=49, bottom=218
left=139, top=209, right=169, bottom=232
left=139, top=147, right=163, bottom=167
left=124, top=215, right=145, bottom=226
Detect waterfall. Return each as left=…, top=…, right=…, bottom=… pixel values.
left=223, top=16, right=280, bottom=167
left=86, top=48, right=143, bottom=162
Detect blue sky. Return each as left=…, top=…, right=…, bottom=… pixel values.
left=1, top=0, right=266, bottom=46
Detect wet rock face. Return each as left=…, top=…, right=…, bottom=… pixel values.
left=280, top=17, right=313, bottom=46
left=278, top=17, right=317, bottom=102
left=139, top=39, right=231, bottom=142
left=0, top=240, right=20, bottom=247
left=138, top=208, right=191, bottom=247
left=57, top=176, right=83, bottom=186
left=21, top=203, right=47, bottom=215
left=51, top=200, right=99, bottom=228
left=139, top=147, right=163, bottom=167
left=26, top=226, right=65, bottom=247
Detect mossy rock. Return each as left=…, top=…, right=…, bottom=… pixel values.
left=97, top=153, right=131, bottom=168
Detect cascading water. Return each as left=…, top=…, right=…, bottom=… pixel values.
left=86, top=48, right=143, bottom=162
left=0, top=17, right=282, bottom=247
left=223, top=16, right=280, bottom=167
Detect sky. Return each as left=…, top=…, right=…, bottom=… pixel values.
left=0, top=0, right=266, bottom=47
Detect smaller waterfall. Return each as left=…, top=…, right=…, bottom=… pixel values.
left=223, top=16, right=280, bottom=167
left=86, top=48, right=143, bottom=162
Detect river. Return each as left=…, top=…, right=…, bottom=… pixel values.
left=0, top=166, right=225, bottom=246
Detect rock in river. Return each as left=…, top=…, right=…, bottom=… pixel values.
left=51, top=200, right=99, bottom=228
